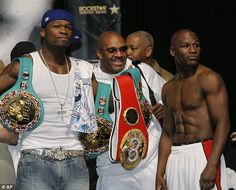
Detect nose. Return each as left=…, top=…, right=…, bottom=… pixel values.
left=114, top=49, right=123, bottom=57
left=59, top=26, right=69, bottom=34
left=189, top=45, right=197, bottom=53
left=60, top=27, right=66, bottom=33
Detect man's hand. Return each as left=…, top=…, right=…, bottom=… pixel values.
left=156, top=176, right=167, bottom=190
left=152, top=103, right=164, bottom=121
left=199, top=164, right=217, bottom=190
left=0, top=125, right=18, bottom=145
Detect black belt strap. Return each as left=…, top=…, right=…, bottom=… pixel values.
left=132, top=60, right=157, bottom=106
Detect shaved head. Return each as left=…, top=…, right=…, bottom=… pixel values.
left=170, top=29, right=199, bottom=48
left=98, top=31, right=124, bottom=49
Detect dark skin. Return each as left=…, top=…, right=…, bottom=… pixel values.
left=0, top=19, right=98, bottom=144
left=156, top=29, right=230, bottom=190
left=126, top=33, right=153, bottom=67
left=97, top=31, right=128, bottom=74
left=96, top=31, right=164, bottom=120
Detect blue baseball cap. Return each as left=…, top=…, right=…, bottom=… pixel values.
left=41, top=9, right=82, bottom=43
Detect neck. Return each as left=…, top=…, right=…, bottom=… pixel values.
left=177, top=64, right=198, bottom=79
left=41, top=47, right=67, bottom=65
left=39, top=49, right=70, bottom=74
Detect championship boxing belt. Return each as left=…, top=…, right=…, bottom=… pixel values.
left=109, top=69, right=149, bottom=170
left=0, top=57, right=44, bottom=133
left=78, top=82, right=113, bottom=159
left=122, top=68, right=152, bottom=127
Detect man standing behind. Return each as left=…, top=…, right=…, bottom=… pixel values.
left=93, top=31, right=165, bottom=190
left=156, top=29, right=230, bottom=190
left=126, top=30, right=174, bottom=81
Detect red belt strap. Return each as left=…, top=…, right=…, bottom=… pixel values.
left=112, top=74, right=148, bottom=170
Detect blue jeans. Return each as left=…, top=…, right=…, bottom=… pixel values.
left=16, top=153, right=89, bottom=190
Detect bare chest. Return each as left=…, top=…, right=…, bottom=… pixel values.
left=167, top=80, right=203, bottom=112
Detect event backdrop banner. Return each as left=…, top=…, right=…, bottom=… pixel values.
left=66, top=0, right=121, bottom=61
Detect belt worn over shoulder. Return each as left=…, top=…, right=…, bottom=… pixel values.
left=21, top=147, right=85, bottom=161
left=172, top=138, right=211, bottom=146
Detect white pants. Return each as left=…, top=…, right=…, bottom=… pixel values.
left=165, top=141, right=227, bottom=190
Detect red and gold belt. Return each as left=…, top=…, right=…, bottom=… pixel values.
left=110, top=73, right=148, bottom=170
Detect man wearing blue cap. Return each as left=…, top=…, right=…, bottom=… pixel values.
left=0, top=9, right=96, bottom=190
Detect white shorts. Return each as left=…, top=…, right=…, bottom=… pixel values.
left=165, top=140, right=227, bottom=190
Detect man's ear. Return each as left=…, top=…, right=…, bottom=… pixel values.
left=145, top=46, right=153, bottom=58
left=40, top=28, right=45, bottom=38
left=96, top=50, right=102, bottom=59
left=170, top=47, right=175, bottom=57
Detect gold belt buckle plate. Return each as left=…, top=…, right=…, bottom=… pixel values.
left=78, top=117, right=112, bottom=152
left=119, top=129, right=147, bottom=170
left=0, top=91, right=41, bottom=132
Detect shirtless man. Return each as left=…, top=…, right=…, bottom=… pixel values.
left=156, top=29, right=230, bottom=190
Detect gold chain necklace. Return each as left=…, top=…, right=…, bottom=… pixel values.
left=39, top=49, right=70, bottom=121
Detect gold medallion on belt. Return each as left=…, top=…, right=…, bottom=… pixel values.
left=120, top=128, right=147, bottom=170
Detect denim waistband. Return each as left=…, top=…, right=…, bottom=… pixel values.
left=21, top=147, right=85, bottom=161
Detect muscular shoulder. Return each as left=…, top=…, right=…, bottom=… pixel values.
left=1, top=61, right=19, bottom=79
left=0, top=61, right=20, bottom=94
left=198, top=67, right=225, bottom=94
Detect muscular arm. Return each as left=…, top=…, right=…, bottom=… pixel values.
left=156, top=85, right=175, bottom=190
left=199, top=71, right=230, bottom=189
left=92, top=73, right=98, bottom=99
left=0, top=61, right=19, bottom=94
left=0, top=62, right=20, bottom=143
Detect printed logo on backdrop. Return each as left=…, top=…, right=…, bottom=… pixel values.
left=78, top=4, right=119, bottom=15
left=66, top=0, right=121, bottom=60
